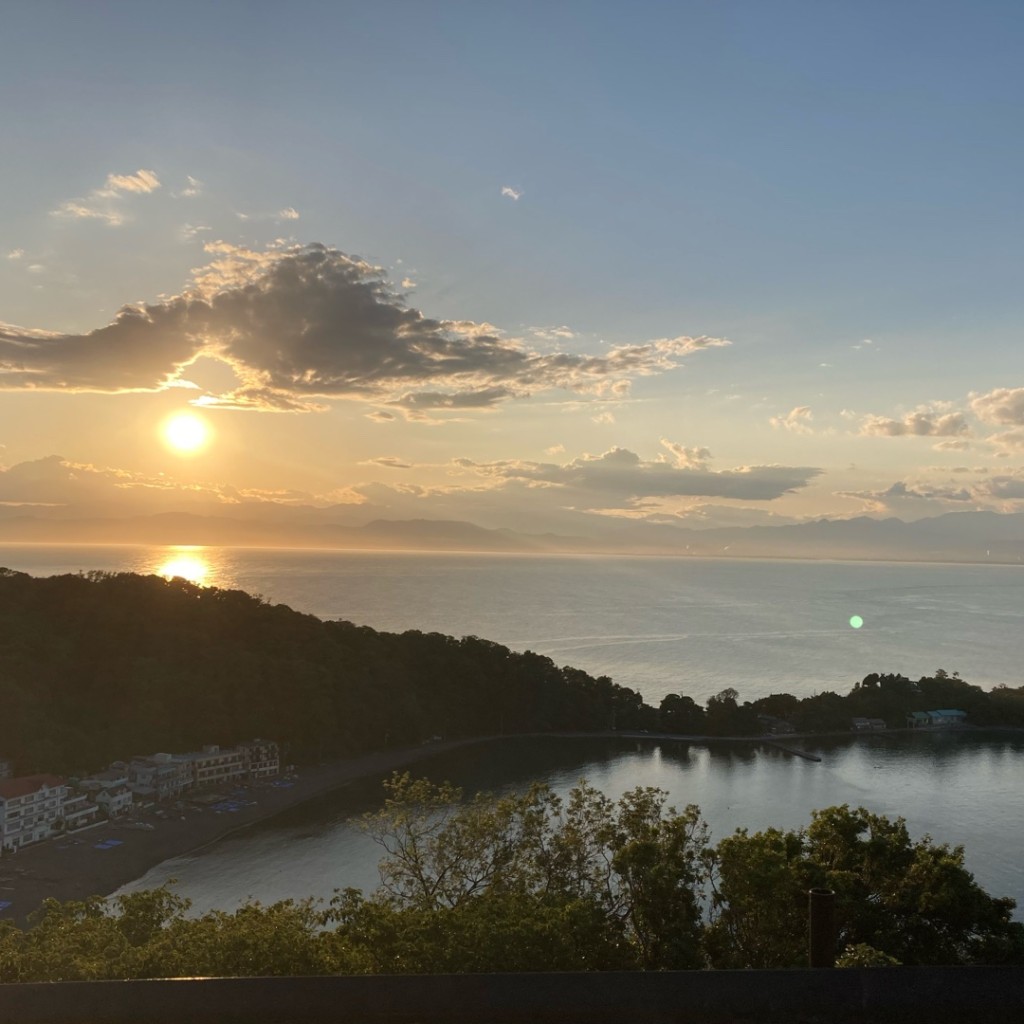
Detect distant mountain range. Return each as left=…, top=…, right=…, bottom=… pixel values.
left=0, top=508, right=1023, bottom=563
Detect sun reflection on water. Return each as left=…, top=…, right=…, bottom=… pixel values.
left=157, top=548, right=211, bottom=585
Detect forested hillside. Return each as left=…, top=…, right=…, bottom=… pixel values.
left=0, top=569, right=647, bottom=774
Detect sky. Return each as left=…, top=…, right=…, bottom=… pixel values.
left=2, top=0, right=1024, bottom=541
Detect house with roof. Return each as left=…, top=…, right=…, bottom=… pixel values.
left=0, top=774, right=69, bottom=851
left=79, top=767, right=133, bottom=818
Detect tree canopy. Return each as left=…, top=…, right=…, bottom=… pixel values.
left=1, top=776, right=1020, bottom=979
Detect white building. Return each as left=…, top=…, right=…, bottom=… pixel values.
left=62, top=792, right=101, bottom=832
left=79, top=768, right=133, bottom=818
left=175, top=745, right=247, bottom=790
left=239, top=739, right=280, bottom=780
left=128, top=753, right=192, bottom=801
left=0, top=774, right=69, bottom=851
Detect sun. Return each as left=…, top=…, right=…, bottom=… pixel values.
left=161, top=411, right=212, bottom=455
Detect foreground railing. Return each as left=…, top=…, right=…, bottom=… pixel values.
left=0, top=969, right=1022, bottom=1024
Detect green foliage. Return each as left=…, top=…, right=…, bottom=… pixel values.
left=0, top=785, right=1021, bottom=978
left=355, top=773, right=710, bottom=969
left=706, top=804, right=1024, bottom=969
left=836, top=943, right=901, bottom=967
left=0, top=570, right=648, bottom=772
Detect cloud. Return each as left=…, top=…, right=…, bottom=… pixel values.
left=366, top=409, right=396, bottom=422
left=860, top=409, right=969, bottom=437
left=851, top=338, right=877, bottom=351
left=181, top=223, right=211, bottom=241
left=51, top=169, right=161, bottom=226
left=0, top=300, right=199, bottom=392
left=591, top=410, right=615, bottom=425
left=401, top=277, right=417, bottom=289
left=531, top=325, right=576, bottom=341
left=933, top=439, right=971, bottom=451
left=277, top=207, right=300, bottom=220
left=388, top=387, right=518, bottom=419
left=178, top=176, right=203, bottom=198
left=52, top=202, right=125, bottom=226
left=7, top=249, right=24, bottom=260
left=659, top=439, right=712, bottom=469
left=97, top=170, right=161, bottom=196
left=985, top=428, right=1024, bottom=454
left=458, top=445, right=822, bottom=507
left=769, top=406, right=814, bottom=434
left=360, top=456, right=412, bottom=469
left=974, top=473, right=1024, bottom=500
left=501, top=186, right=522, bottom=201
left=970, top=386, right=1024, bottom=426
left=837, top=479, right=974, bottom=516
left=0, top=242, right=729, bottom=409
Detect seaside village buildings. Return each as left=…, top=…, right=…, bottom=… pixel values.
left=0, top=740, right=279, bottom=853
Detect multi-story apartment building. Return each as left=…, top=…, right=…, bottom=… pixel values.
left=0, top=758, right=12, bottom=780
left=61, top=792, right=101, bottom=832
left=175, top=745, right=247, bottom=790
left=0, top=775, right=68, bottom=851
left=128, top=753, right=192, bottom=801
left=239, top=739, right=281, bottom=780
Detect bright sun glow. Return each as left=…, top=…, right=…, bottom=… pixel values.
left=162, top=411, right=211, bottom=455
left=158, top=549, right=210, bottom=585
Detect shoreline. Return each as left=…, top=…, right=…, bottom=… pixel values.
left=0, top=737, right=493, bottom=927
left=1, top=726, right=1014, bottom=926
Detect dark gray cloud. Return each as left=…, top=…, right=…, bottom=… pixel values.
left=1, top=243, right=729, bottom=411
left=1, top=300, right=199, bottom=391
left=387, top=387, right=518, bottom=414
left=457, top=446, right=822, bottom=506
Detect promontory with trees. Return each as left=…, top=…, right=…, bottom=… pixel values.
left=2, top=567, right=1024, bottom=978
left=2, top=568, right=1023, bottom=777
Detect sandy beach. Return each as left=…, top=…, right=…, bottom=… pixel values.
left=0, top=737, right=496, bottom=927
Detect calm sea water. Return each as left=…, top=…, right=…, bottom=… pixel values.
left=117, top=732, right=1024, bottom=918
left=4, top=543, right=1023, bottom=915
left=2, top=543, right=1023, bottom=704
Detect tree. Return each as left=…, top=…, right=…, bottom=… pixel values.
left=706, top=805, right=1024, bottom=968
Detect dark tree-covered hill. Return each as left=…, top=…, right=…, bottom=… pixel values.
left=0, top=569, right=651, bottom=774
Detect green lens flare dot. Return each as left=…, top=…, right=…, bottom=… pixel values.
left=849, top=615, right=864, bottom=629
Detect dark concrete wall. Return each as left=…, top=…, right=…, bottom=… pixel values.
left=0, top=968, right=1021, bottom=1023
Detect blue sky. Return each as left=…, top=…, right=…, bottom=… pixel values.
left=1, top=1, right=1023, bottom=536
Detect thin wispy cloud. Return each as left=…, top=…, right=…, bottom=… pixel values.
left=501, top=186, right=522, bottom=201
left=177, top=175, right=203, bottom=198
left=51, top=168, right=162, bottom=226
left=360, top=456, right=413, bottom=469
left=769, top=406, right=814, bottom=434
left=6, top=249, right=24, bottom=260
left=97, top=170, right=160, bottom=196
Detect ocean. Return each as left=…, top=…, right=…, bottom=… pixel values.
left=3, top=543, right=1023, bottom=915
left=2, top=543, right=1022, bottom=704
